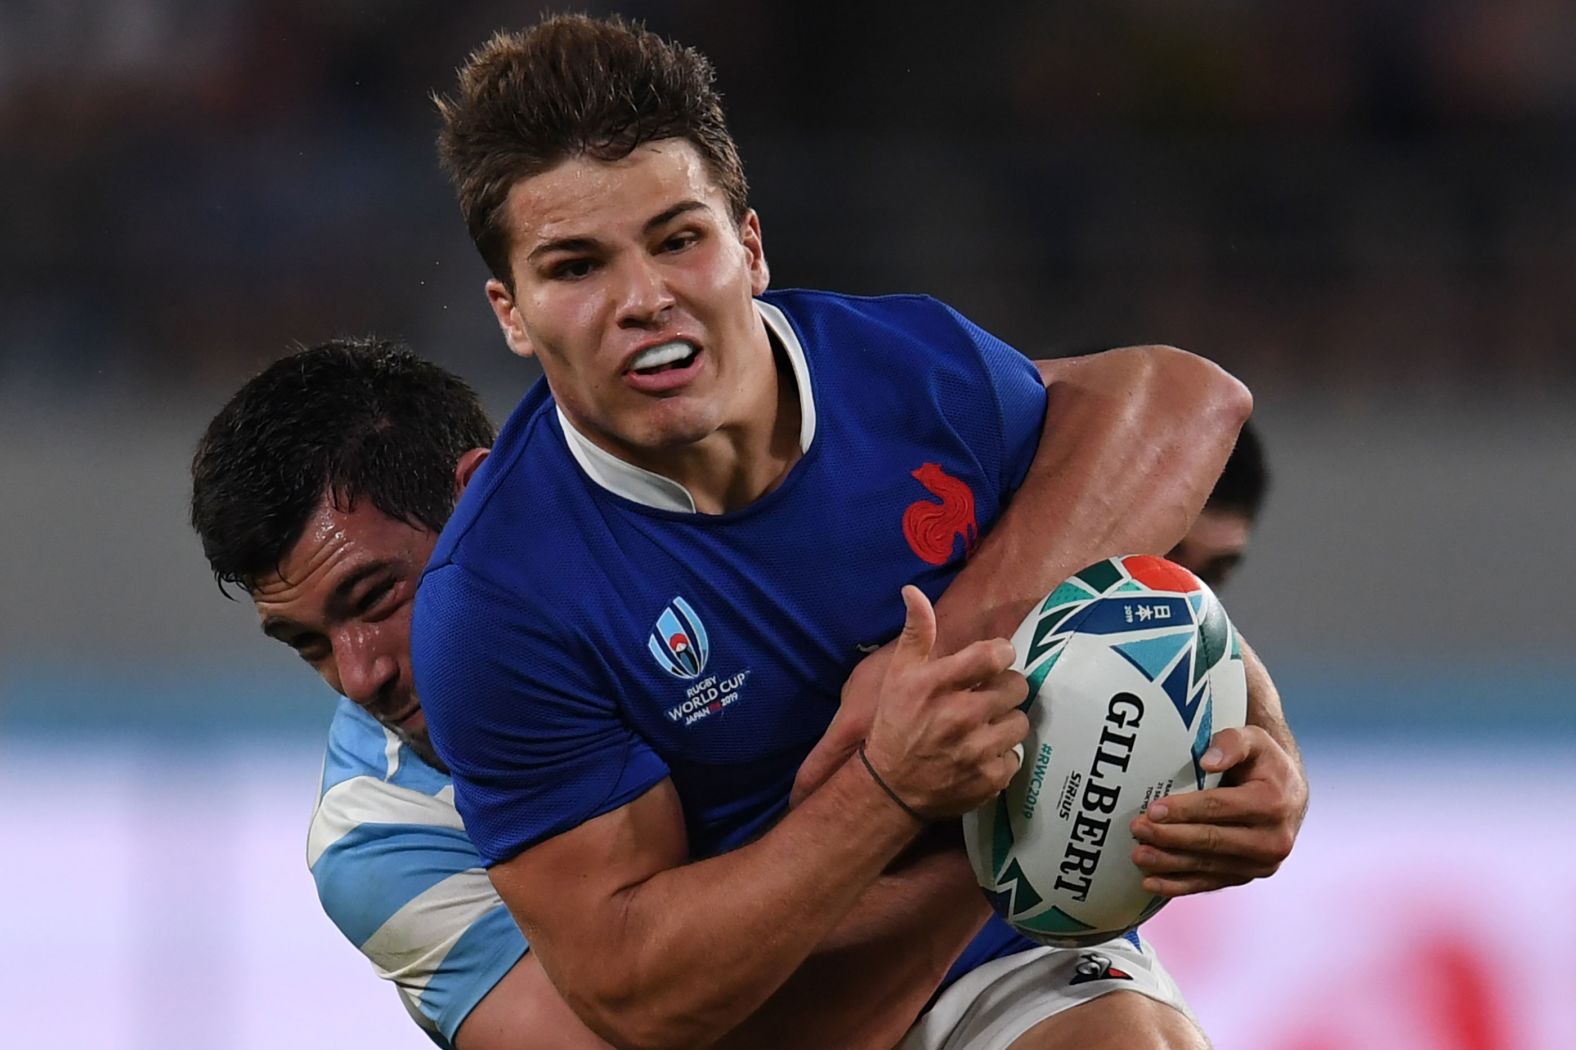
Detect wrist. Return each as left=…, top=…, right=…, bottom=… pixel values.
left=857, top=741, right=928, bottom=824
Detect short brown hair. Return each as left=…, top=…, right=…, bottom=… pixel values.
left=435, top=13, right=749, bottom=286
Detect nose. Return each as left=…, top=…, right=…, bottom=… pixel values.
left=615, top=253, right=674, bottom=327
left=335, top=627, right=399, bottom=708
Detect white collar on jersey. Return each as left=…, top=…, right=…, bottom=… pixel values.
left=555, top=298, right=817, bottom=513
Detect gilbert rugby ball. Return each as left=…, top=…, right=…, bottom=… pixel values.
left=962, top=554, right=1247, bottom=947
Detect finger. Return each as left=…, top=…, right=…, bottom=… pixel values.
left=1140, top=871, right=1252, bottom=898
left=892, top=585, right=937, bottom=667
left=1199, top=725, right=1266, bottom=775
left=1131, top=821, right=1291, bottom=865
left=977, top=709, right=1031, bottom=756
left=983, top=744, right=1024, bottom=792
left=1134, top=842, right=1280, bottom=882
left=1139, top=780, right=1279, bottom=827
left=932, top=637, right=1018, bottom=690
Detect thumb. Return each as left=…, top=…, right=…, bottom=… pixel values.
left=1201, top=726, right=1254, bottom=774
left=893, top=585, right=937, bottom=667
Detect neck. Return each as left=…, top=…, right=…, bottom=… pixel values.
left=639, top=342, right=802, bottom=514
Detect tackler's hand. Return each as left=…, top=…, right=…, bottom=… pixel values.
left=1127, top=724, right=1307, bottom=897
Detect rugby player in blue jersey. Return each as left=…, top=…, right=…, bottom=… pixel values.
left=412, top=13, right=1307, bottom=1050
left=190, top=336, right=1287, bottom=1049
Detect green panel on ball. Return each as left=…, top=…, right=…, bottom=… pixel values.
left=1025, top=648, right=1062, bottom=697
left=1040, top=580, right=1094, bottom=613
left=991, top=793, right=1015, bottom=879
left=998, top=858, right=1044, bottom=915
left=1075, top=559, right=1124, bottom=594
left=1023, top=606, right=1079, bottom=668
left=1193, top=596, right=1231, bottom=685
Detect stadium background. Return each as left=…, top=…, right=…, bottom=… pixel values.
left=2, top=2, right=1571, bottom=1047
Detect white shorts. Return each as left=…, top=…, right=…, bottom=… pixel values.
left=898, top=934, right=1195, bottom=1050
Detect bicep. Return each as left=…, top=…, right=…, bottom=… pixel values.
left=488, top=779, right=688, bottom=998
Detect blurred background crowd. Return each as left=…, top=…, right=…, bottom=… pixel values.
left=3, top=0, right=1574, bottom=396
left=2, top=3, right=1572, bottom=1048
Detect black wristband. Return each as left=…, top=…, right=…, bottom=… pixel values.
left=857, top=742, right=927, bottom=824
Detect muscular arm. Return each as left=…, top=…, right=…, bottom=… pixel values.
left=488, top=589, right=1022, bottom=1050
left=764, top=345, right=1254, bottom=1045
left=794, top=345, right=1252, bottom=796
left=939, top=346, right=1251, bottom=648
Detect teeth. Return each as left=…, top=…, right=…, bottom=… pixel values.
left=630, top=341, right=696, bottom=373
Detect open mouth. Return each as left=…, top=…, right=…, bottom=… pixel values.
left=627, top=340, right=699, bottom=376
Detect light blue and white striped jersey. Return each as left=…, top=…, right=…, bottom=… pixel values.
left=307, top=697, right=527, bottom=1047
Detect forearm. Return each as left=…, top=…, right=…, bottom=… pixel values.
left=808, top=822, right=985, bottom=952
left=527, top=760, right=922, bottom=1049
left=1240, top=635, right=1305, bottom=792
left=936, top=347, right=1251, bottom=649
left=716, top=839, right=989, bottom=1050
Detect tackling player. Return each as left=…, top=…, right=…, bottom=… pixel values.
left=414, top=14, right=1306, bottom=1050
left=190, top=342, right=609, bottom=1049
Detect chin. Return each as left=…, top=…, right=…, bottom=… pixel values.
left=403, top=731, right=449, bottom=774
left=637, top=404, right=724, bottom=448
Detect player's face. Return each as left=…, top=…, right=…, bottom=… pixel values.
left=1167, top=507, right=1254, bottom=591
left=485, top=139, right=770, bottom=464
left=250, top=499, right=443, bottom=769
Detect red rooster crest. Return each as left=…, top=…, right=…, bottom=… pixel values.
left=902, top=463, right=978, bottom=565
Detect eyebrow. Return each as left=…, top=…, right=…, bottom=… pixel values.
left=259, top=561, right=394, bottom=640
left=526, top=200, right=708, bottom=263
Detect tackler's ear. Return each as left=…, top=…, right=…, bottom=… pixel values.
left=454, top=448, right=491, bottom=496
left=486, top=279, right=536, bottom=360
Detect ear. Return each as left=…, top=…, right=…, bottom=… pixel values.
left=454, top=448, right=491, bottom=496
left=739, top=209, right=769, bottom=296
left=486, top=279, right=536, bottom=359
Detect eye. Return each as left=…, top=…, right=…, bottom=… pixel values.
left=548, top=257, right=597, bottom=280
left=661, top=230, right=700, bottom=253
left=290, top=635, right=331, bottom=664
left=356, top=578, right=398, bottom=617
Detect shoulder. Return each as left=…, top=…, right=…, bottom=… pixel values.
left=763, top=287, right=962, bottom=333
left=307, top=727, right=528, bottom=1042
left=763, top=289, right=993, bottom=376
left=308, top=752, right=475, bottom=938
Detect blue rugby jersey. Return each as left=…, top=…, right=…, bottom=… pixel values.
left=413, top=289, right=1049, bottom=988
left=308, top=698, right=527, bottom=1046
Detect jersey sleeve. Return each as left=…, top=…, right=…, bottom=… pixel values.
left=934, top=301, right=1048, bottom=497
left=307, top=775, right=527, bottom=1043
left=412, top=561, right=672, bottom=865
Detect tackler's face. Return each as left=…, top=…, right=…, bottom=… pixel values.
left=485, top=139, right=770, bottom=463
left=1167, top=507, right=1254, bottom=591
left=250, top=498, right=444, bottom=770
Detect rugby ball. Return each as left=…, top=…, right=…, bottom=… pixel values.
left=962, top=554, right=1247, bottom=946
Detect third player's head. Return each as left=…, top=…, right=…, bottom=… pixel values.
left=1168, top=419, right=1269, bottom=590
left=190, top=339, right=494, bottom=770
left=436, top=14, right=773, bottom=470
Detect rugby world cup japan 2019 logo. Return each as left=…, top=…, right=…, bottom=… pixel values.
left=651, top=596, right=753, bottom=727
left=903, top=463, right=978, bottom=566
left=648, top=596, right=710, bottom=679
